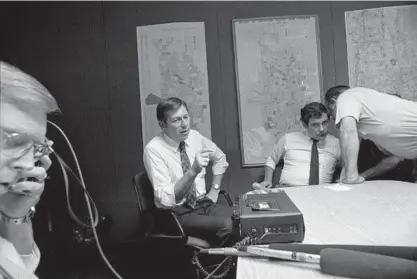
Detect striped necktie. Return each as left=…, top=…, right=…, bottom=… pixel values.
left=179, top=141, right=197, bottom=208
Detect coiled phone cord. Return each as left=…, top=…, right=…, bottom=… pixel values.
left=192, top=233, right=261, bottom=279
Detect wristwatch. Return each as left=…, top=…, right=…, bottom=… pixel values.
left=0, top=207, right=36, bottom=225
left=213, top=184, right=220, bottom=190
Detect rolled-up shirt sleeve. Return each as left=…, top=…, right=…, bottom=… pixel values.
left=20, top=242, right=40, bottom=273
left=201, top=136, right=229, bottom=175
left=0, top=238, right=40, bottom=278
left=143, top=146, right=177, bottom=207
left=265, top=135, right=286, bottom=170
left=335, top=93, right=362, bottom=128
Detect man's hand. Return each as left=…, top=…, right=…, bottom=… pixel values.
left=0, top=155, right=51, bottom=218
left=191, top=149, right=212, bottom=174
left=342, top=175, right=365, bottom=184
left=205, top=188, right=219, bottom=203
left=253, top=180, right=273, bottom=189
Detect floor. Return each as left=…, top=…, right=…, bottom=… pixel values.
left=34, top=239, right=237, bottom=279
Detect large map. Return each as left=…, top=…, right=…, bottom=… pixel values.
left=137, top=22, right=212, bottom=148
left=233, top=16, right=322, bottom=166
left=345, top=5, right=417, bottom=101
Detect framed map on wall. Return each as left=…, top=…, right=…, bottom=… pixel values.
left=345, top=5, right=417, bottom=101
left=232, top=15, right=323, bottom=167
left=136, top=22, right=212, bottom=149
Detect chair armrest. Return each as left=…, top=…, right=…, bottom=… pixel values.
left=219, top=190, right=233, bottom=206
left=150, top=208, right=187, bottom=243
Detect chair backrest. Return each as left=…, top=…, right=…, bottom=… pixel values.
left=132, top=172, right=157, bottom=216
left=132, top=172, right=157, bottom=237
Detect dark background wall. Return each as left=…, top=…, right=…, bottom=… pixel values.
left=0, top=1, right=412, bottom=248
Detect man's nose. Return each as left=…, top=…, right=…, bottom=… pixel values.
left=180, top=119, right=188, bottom=127
left=319, top=125, right=325, bottom=132
left=10, top=147, right=36, bottom=171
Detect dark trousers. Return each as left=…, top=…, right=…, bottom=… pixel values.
left=173, top=196, right=234, bottom=246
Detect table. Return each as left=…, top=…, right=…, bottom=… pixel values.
left=236, top=180, right=417, bottom=279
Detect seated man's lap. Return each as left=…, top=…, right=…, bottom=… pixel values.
left=173, top=199, right=234, bottom=246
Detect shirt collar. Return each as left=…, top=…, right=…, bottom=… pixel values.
left=302, top=130, right=326, bottom=144
left=162, top=132, right=190, bottom=152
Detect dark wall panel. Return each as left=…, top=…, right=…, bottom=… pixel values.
left=216, top=1, right=336, bottom=197
left=102, top=1, right=224, bottom=240
left=0, top=2, right=115, bottom=243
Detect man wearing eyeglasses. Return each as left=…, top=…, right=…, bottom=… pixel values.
left=325, top=85, right=417, bottom=184
left=0, top=61, right=59, bottom=278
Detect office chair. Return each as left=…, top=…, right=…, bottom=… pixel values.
left=132, top=172, right=235, bottom=278
left=132, top=172, right=233, bottom=249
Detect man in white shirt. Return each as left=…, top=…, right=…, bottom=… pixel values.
left=0, top=61, right=59, bottom=278
left=256, top=102, right=341, bottom=188
left=143, top=97, right=233, bottom=246
left=325, top=85, right=417, bottom=184
left=358, top=139, right=415, bottom=182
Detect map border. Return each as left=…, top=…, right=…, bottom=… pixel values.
left=232, top=14, right=324, bottom=167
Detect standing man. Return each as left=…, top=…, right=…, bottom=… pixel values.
left=143, top=97, right=233, bottom=246
left=0, top=61, right=59, bottom=277
left=325, top=85, right=417, bottom=184
left=256, top=102, right=341, bottom=188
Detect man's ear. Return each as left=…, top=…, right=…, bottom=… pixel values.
left=158, top=120, right=166, bottom=129
left=301, top=120, right=308, bottom=129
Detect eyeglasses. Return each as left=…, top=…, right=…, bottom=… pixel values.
left=0, top=128, right=54, bottom=160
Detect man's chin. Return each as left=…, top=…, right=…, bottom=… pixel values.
left=179, top=130, right=190, bottom=138
left=0, top=183, right=9, bottom=194
left=316, top=134, right=328, bottom=140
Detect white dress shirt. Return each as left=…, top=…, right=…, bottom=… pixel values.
left=265, top=131, right=341, bottom=186
left=143, top=129, right=229, bottom=208
left=0, top=237, right=40, bottom=278
left=335, top=87, right=417, bottom=160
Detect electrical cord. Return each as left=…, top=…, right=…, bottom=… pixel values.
left=193, top=233, right=261, bottom=279
left=47, top=121, right=261, bottom=279
left=47, top=121, right=123, bottom=279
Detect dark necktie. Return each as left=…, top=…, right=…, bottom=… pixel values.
left=179, top=141, right=197, bottom=208
left=309, top=139, right=319, bottom=185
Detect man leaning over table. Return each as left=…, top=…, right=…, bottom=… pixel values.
left=325, top=85, right=417, bottom=184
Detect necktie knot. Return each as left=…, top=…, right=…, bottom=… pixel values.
left=179, top=141, right=186, bottom=151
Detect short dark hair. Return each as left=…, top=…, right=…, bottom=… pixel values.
left=300, top=102, right=329, bottom=125
left=156, top=97, right=189, bottom=123
left=324, top=85, right=350, bottom=105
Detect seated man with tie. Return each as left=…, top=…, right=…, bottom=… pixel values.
left=255, top=102, right=341, bottom=188
left=143, top=97, right=234, bottom=246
